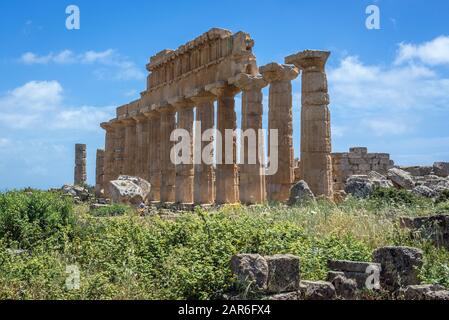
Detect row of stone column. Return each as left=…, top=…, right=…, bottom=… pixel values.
left=100, top=50, right=333, bottom=204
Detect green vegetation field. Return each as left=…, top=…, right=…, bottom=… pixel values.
left=0, top=189, right=448, bottom=300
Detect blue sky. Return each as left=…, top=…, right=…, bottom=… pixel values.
left=1, top=0, right=449, bottom=190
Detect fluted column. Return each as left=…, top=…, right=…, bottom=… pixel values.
left=206, top=82, right=240, bottom=204
left=95, top=149, right=105, bottom=197
left=100, top=121, right=115, bottom=190
left=74, top=144, right=87, bottom=185
left=159, top=105, right=177, bottom=203
left=123, top=118, right=137, bottom=176
left=143, top=108, right=161, bottom=201
left=172, top=98, right=195, bottom=204
left=260, top=63, right=299, bottom=202
left=286, top=50, right=333, bottom=198
left=113, top=120, right=126, bottom=178
left=233, top=74, right=268, bottom=204
left=191, top=93, right=215, bottom=204
left=133, top=113, right=149, bottom=179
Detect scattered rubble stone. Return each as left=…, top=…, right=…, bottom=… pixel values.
left=399, top=215, right=449, bottom=249
left=433, top=162, right=449, bottom=178
left=327, top=260, right=381, bottom=289
left=331, top=275, right=358, bottom=300
left=299, top=280, right=336, bottom=300
left=265, top=254, right=300, bottom=294
left=373, top=246, right=423, bottom=291
left=108, top=175, right=151, bottom=205
left=288, top=180, right=315, bottom=206
left=412, top=185, right=438, bottom=198
left=230, top=254, right=269, bottom=292
left=344, top=175, right=374, bottom=198
left=387, top=168, right=415, bottom=190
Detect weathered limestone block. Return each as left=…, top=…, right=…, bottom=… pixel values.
left=331, top=275, right=358, bottom=300
left=288, top=180, right=315, bottom=205
left=206, top=82, right=240, bottom=204
left=345, top=175, right=374, bottom=198
left=74, top=144, right=87, bottom=185
left=412, top=185, right=438, bottom=198
left=399, top=214, right=449, bottom=249
left=400, top=284, right=449, bottom=300
left=191, top=92, right=215, bottom=204
left=327, top=259, right=381, bottom=289
left=387, top=168, right=415, bottom=190
left=265, top=254, right=300, bottom=294
left=299, top=280, right=336, bottom=300
left=232, top=73, right=267, bottom=204
left=286, top=50, right=333, bottom=199
left=267, top=292, right=300, bottom=300
left=401, top=166, right=433, bottom=177
left=260, top=63, right=299, bottom=202
left=230, top=254, right=269, bottom=291
left=373, top=246, right=423, bottom=291
left=433, top=162, right=449, bottom=178
left=108, top=175, right=151, bottom=205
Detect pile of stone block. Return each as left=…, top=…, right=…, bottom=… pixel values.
left=230, top=246, right=449, bottom=300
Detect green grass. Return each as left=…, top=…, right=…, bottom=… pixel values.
left=0, top=189, right=448, bottom=299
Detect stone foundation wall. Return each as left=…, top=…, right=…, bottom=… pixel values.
left=332, top=147, right=394, bottom=191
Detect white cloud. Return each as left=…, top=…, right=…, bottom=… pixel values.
left=395, top=35, right=449, bottom=66
left=0, top=81, right=114, bottom=131
left=19, top=49, right=145, bottom=81
left=362, top=119, right=410, bottom=136
left=328, top=55, right=449, bottom=111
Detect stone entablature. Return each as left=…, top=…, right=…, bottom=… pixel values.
left=332, top=147, right=395, bottom=191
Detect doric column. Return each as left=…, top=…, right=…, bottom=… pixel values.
left=159, top=104, right=177, bottom=203
left=113, top=120, right=126, bottom=178
left=191, top=92, right=216, bottom=204
left=123, top=118, right=137, bottom=176
left=260, top=63, right=299, bottom=202
left=74, top=144, right=87, bottom=185
left=143, top=107, right=161, bottom=201
left=100, top=121, right=115, bottom=190
left=206, top=82, right=240, bottom=204
left=133, top=113, right=149, bottom=179
left=232, top=74, right=268, bottom=204
left=95, top=149, right=105, bottom=197
left=286, top=50, right=333, bottom=198
left=171, top=98, right=195, bottom=204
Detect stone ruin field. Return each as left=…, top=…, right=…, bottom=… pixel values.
left=1, top=28, right=449, bottom=300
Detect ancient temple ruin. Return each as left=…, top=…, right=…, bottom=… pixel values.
left=96, top=28, right=335, bottom=204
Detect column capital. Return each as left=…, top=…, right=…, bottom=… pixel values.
left=100, top=121, right=113, bottom=131
left=230, top=73, right=267, bottom=91
left=285, top=50, right=330, bottom=72
left=260, top=63, right=299, bottom=83
left=132, top=112, right=147, bottom=123
left=205, top=81, right=240, bottom=97
left=188, top=89, right=216, bottom=105
left=142, top=105, right=160, bottom=118
left=122, top=117, right=136, bottom=126
left=168, top=96, right=194, bottom=111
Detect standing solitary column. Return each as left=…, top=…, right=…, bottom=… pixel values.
left=260, top=63, right=299, bottom=202
left=172, top=98, right=195, bottom=204
left=233, top=74, right=268, bottom=204
left=133, top=113, right=149, bottom=179
left=191, top=93, right=215, bottom=204
left=286, top=50, right=333, bottom=198
left=74, top=144, right=87, bottom=185
left=123, top=118, right=137, bottom=176
left=206, top=82, right=240, bottom=204
left=159, top=105, right=177, bottom=203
